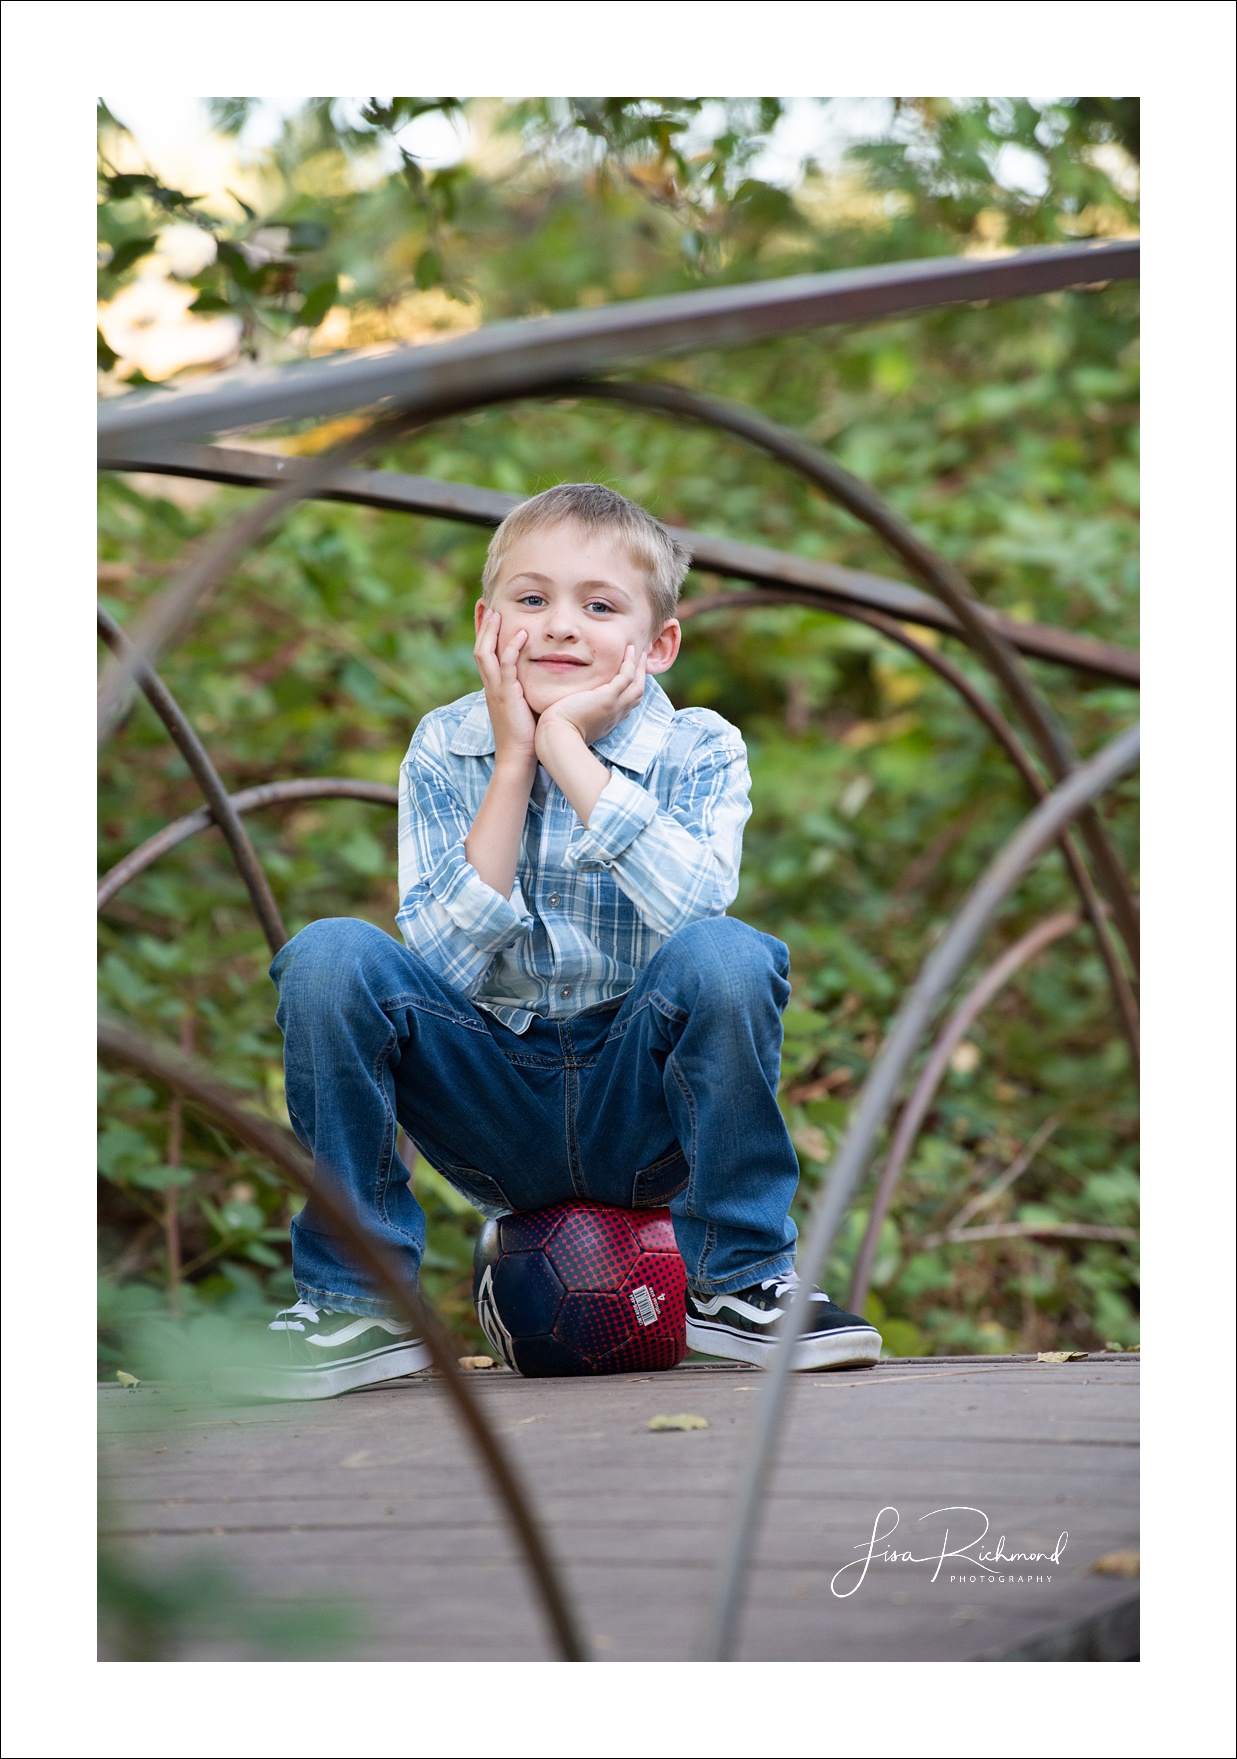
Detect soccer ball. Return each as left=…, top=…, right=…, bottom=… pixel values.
left=472, top=1201, right=688, bottom=1377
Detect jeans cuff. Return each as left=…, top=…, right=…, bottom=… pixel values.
left=294, top=1280, right=407, bottom=1321
left=687, top=1251, right=797, bottom=1298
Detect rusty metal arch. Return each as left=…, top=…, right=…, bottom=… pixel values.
left=98, top=243, right=1140, bottom=1663
left=97, top=778, right=398, bottom=912
left=846, top=909, right=1083, bottom=1316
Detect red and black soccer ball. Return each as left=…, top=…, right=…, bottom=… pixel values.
left=472, top=1201, right=688, bottom=1377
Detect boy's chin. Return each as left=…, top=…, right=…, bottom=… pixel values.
left=522, top=670, right=608, bottom=714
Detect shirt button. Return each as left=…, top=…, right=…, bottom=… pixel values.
left=547, top=894, right=561, bottom=908
left=560, top=985, right=573, bottom=998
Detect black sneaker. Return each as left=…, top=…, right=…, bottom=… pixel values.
left=685, top=1273, right=882, bottom=1370
left=210, top=1301, right=431, bottom=1402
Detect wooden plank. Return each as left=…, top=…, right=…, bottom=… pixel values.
left=99, top=1355, right=1138, bottom=1661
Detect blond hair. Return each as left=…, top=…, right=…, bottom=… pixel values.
left=480, top=483, right=691, bottom=631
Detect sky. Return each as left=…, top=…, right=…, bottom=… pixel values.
left=102, top=94, right=902, bottom=192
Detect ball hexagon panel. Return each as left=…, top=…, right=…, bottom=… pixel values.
left=512, top=1334, right=592, bottom=1379
left=491, top=1249, right=565, bottom=1336
left=546, top=1204, right=641, bottom=1291
left=618, top=1253, right=687, bottom=1324
left=591, top=1318, right=685, bottom=1374
left=630, top=1211, right=678, bottom=1255
left=554, top=1289, right=635, bottom=1360
left=498, top=1208, right=564, bottom=1254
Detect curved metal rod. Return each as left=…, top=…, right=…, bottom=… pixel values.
left=96, top=1014, right=589, bottom=1663
left=98, top=777, right=398, bottom=911
left=577, top=377, right=1141, bottom=977
left=700, top=720, right=1140, bottom=1661
left=681, top=589, right=1139, bottom=1067
left=98, top=409, right=427, bottom=744
left=846, top=910, right=1081, bottom=1314
left=101, top=443, right=1139, bottom=687
left=97, top=606, right=287, bottom=955
left=97, top=240, right=1139, bottom=453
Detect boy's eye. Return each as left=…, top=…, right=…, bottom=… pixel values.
left=585, top=600, right=615, bottom=615
left=517, top=594, right=547, bottom=608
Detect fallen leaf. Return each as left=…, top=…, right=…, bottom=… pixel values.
left=458, top=1355, right=495, bottom=1370
left=1089, top=1550, right=1139, bottom=1578
left=1037, top=1351, right=1088, bottom=1364
left=116, top=1370, right=140, bottom=1389
left=648, top=1413, right=709, bottom=1431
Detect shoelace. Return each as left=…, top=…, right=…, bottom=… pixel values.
left=269, top=1299, right=321, bottom=1331
left=759, top=1273, right=832, bottom=1304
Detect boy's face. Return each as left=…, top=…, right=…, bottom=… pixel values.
left=477, top=521, right=680, bottom=716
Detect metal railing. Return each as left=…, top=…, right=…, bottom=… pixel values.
left=98, top=241, right=1140, bottom=1662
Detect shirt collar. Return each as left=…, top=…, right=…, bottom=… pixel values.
left=592, top=675, right=675, bottom=773
left=446, top=676, right=674, bottom=775
left=448, top=691, right=497, bottom=757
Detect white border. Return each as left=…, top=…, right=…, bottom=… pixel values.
left=2, top=3, right=1233, bottom=1755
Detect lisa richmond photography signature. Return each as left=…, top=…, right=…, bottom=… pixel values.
left=830, top=1506, right=1069, bottom=1598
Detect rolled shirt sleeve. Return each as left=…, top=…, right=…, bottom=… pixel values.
left=563, top=738, right=751, bottom=938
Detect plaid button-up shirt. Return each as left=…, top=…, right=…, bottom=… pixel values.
left=396, top=676, right=752, bottom=1033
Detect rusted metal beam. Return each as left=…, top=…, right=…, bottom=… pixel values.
left=97, top=607, right=288, bottom=954
left=99, top=442, right=1139, bottom=687
left=97, top=777, right=398, bottom=911
left=846, top=911, right=1083, bottom=1315
left=96, top=241, right=1138, bottom=451
left=683, top=589, right=1139, bottom=1065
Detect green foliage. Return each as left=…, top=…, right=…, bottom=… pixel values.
left=99, top=1540, right=360, bottom=1659
left=98, top=97, right=1138, bottom=1359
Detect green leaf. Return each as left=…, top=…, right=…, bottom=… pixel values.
left=297, top=277, right=338, bottom=329
left=106, top=235, right=158, bottom=277
left=129, top=1164, right=197, bottom=1191
left=188, top=291, right=234, bottom=314
left=242, top=1241, right=283, bottom=1268
left=97, top=327, right=119, bottom=372
left=414, top=247, right=442, bottom=289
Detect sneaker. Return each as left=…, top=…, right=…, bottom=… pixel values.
left=210, top=1300, right=431, bottom=1402
left=685, top=1273, right=882, bottom=1370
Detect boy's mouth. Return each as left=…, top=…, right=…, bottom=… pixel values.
left=529, top=655, right=589, bottom=673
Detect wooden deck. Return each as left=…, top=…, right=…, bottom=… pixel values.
left=99, top=1353, right=1138, bottom=1662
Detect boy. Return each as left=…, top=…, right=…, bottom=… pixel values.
left=226, top=483, right=881, bottom=1399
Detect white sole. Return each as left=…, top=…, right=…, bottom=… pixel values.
left=210, top=1338, right=432, bottom=1402
left=685, top=1317, right=882, bottom=1371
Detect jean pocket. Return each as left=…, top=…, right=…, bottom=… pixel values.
left=631, top=1149, right=689, bottom=1208
left=435, top=1164, right=513, bottom=1218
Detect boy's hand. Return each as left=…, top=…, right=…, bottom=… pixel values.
left=535, top=645, right=647, bottom=757
left=474, top=609, right=536, bottom=769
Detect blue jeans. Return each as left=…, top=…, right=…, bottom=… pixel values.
left=271, top=915, right=800, bottom=1315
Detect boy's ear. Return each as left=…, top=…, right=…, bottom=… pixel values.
left=474, top=598, right=488, bottom=636
left=644, top=618, right=681, bottom=675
